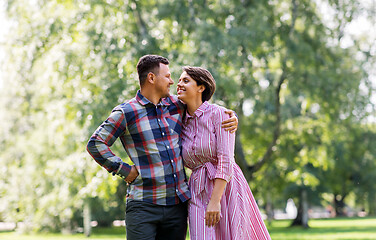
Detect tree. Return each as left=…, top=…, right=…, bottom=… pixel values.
left=1, top=0, right=375, bottom=232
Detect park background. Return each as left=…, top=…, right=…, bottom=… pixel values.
left=0, top=0, right=375, bottom=239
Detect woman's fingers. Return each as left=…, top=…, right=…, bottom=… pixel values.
left=205, top=211, right=220, bottom=227
left=206, top=199, right=222, bottom=226
left=205, top=212, right=210, bottom=226
left=212, top=212, right=220, bottom=226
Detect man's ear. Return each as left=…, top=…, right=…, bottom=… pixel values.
left=198, top=85, right=205, bottom=93
left=147, top=72, right=155, bottom=84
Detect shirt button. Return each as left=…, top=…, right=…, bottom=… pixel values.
left=162, top=132, right=165, bottom=136
left=171, top=160, right=174, bottom=163
left=174, top=174, right=177, bottom=177
left=167, top=146, right=169, bottom=149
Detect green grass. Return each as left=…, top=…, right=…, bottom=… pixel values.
left=1, top=217, right=375, bottom=239
left=0, top=227, right=126, bottom=240
left=267, top=217, right=376, bottom=240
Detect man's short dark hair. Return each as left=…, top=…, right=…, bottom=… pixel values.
left=136, top=55, right=169, bottom=86
left=182, top=66, right=216, bottom=102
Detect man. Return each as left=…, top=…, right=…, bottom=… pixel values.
left=86, top=55, right=237, bottom=240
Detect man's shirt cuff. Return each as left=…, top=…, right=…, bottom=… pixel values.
left=115, top=163, right=132, bottom=179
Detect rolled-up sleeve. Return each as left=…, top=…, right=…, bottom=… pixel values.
left=86, top=109, right=132, bottom=179
left=213, top=107, right=236, bottom=182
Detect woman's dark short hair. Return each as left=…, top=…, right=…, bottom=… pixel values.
left=182, top=66, right=216, bottom=102
left=137, top=55, right=169, bottom=86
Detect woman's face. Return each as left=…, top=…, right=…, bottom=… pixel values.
left=177, top=71, right=204, bottom=103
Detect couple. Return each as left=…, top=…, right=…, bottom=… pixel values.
left=87, top=55, right=271, bottom=240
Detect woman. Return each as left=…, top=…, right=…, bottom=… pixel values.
left=177, top=66, right=271, bottom=240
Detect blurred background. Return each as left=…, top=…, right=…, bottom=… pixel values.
left=0, top=0, right=375, bottom=238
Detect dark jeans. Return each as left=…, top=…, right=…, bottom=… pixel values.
left=125, top=200, right=188, bottom=240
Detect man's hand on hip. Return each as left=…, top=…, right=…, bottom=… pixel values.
left=125, top=165, right=139, bottom=184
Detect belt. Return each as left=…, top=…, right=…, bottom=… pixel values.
left=190, top=161, right=217, bottom=196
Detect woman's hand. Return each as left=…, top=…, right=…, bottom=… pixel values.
left=205, top=178, right=227, bottom=227
left=205, top=200, right=221, bottom=227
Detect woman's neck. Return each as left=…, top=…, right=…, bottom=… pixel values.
left=186, top=99, right=203, bottom=116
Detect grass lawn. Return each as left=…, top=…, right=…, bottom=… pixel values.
left=267, top=217, right=376, bottom=240
left=0, top=217, right=375, bottom=240
left=0, top=227, right=126, bottom=240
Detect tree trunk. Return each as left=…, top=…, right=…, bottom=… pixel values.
left=83, top=199, right=92, bottom=237
left=302, top=190, right=309, bottom=227
left=291, top=188, right=309, bottom=228
left=234, top=133, right=253, bottom=180
left=266, top=192, right=274, bottom=225
left=334, top=194, right=346, bottom=216
left=368, top=190, right=376, bottom=215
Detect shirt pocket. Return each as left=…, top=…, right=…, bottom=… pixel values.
left=196, top=123, right=216, bottom=158
left=165, top=113, right=182, bottom=136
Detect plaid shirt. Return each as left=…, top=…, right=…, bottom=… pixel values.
left=87, top=90, right=191, bottom=205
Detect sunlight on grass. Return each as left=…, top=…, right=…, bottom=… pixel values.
left=0, top=227, right=126, bottom=240
left=0, top=217, right=375, bottom=240
left=268, top=217, right=376, bottom=240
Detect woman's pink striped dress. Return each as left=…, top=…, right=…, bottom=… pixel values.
left=182, top=101, right=271, bottom=240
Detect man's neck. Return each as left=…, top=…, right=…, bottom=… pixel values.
left=140, top=88, right=162, bottom=105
